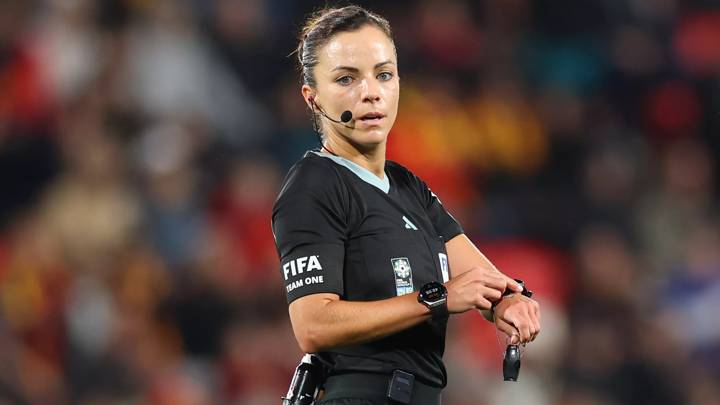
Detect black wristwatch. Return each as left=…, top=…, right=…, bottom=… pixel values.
left=513, top=279, right=533, bottom=299
left=418, top=281, right=448, bottom=320
left=492, top=279, right=533, bottom=309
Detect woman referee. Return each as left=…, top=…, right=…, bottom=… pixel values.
left=272, top=5, right=541, bottom=404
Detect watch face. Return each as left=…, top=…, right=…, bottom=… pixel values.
left=422, top=282, right=446, bottom=302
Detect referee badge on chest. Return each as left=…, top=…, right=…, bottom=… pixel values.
left=391, top=257, right=414, bottom=296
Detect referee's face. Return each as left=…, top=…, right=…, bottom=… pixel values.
left=308, top=25, right=399, bottom=148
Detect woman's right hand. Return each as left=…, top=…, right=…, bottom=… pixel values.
left=445, top=267, right=522, bottom=313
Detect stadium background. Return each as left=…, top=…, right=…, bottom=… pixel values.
left=1, top=0, right=719, bottom=404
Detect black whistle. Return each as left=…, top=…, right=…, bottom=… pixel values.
left=503, top=345, right=521, bottom=381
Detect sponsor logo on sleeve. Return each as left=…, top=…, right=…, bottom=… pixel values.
left=283, top=255, right=325, bottom=293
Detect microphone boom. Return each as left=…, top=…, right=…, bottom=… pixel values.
left=311, top=98, right=354, bottom=128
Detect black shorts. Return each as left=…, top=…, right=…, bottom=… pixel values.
left=318, top=372, right=442, bottom=405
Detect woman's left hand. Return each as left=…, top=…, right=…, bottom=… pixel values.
left=493, top=294, right=541, bottom=344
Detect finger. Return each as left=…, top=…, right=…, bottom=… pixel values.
left=480, top=286, right=503, bottom=302
left=500, top=312, right=526, bottom=343
left=530, top=318, right=540, bottom=342
left=475, top=297, right=492, bottom=311
left=495, top=317, right=520, bottom=343
left=519, top=320, right=531, bottom=344
left=531, top=303, right=541, bottom=341
left=526, top=307, right=539, bottom=342
left=529, top=317, right=539, bottom=341
left=481, top=273, right=509, bottom=292
left=526, top=306, right=540, bottom=341
left=513, top=311, right=532, bottom=343
left=524, top=301, right=538, bottom=338
left=520, top=305, right=537, bottom=341
left=503, top=276, right=523, bottom=293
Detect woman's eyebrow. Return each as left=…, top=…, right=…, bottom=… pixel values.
left=331, top=65, right=359, bottom=73
left=331, top=60, right=395, bottom=72
left=374, top=60, right=394, bottom=69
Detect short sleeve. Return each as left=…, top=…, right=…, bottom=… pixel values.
left=411, top=174, right=463, bottom=241
left=272, top=160, right=348, bottom=304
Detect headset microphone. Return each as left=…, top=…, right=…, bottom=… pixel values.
left=340, top=110, right=353, bottom=123
left=309, top=96, right=354, bottom=128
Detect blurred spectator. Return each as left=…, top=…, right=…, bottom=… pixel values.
left=563, top=224, right=684, bottom=405
left=635, top=138, right=717, bottom=275
left=124, top=0, right=271, bottom=146
left=208, top=154, right=281, bottom=288
left=135, top=121, right=207, bottom=270
left=673, top=10, right=720, bottom=76
left=33, top=0, right=105, bottom=104
left=41, top=129, right=140, bottom=271
left=655, top=221, right=720, bottom=367
left=0, top=0, right=54, bottom=139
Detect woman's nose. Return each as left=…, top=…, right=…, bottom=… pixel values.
left=360, top=78, right=381, bottom=103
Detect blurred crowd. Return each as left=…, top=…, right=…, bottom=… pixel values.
left=1, top=0, right=719, bottom=404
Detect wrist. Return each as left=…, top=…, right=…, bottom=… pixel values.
left=490, top=279, right=533, bottom=315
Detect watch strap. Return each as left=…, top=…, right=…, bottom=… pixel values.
left=427, top=299, right=449, bottom=320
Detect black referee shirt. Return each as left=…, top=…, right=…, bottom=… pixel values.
left=272, top=150, right=463, bottom=388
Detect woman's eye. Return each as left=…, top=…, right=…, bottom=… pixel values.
left=336, top=76, right=353, bottom=85
left=377, top=72, right=393, bottom=81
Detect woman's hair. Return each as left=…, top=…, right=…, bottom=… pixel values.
left=296, top=5, right=394, bottom=88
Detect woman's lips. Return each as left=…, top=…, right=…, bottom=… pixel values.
left=357, top=114, right=385, bottom=126
left=357, top=116, right=384, bottom=125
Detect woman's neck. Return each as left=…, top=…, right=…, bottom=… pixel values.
left=322, top=138, right=386, bottom=179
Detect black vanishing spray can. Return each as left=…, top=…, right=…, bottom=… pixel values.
left=282, top=354, right=323, bottom=405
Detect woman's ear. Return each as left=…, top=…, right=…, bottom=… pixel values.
left=301, top=84, right=315, bottom=108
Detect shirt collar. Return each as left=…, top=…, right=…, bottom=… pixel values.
left=310, top=150, right=390, bottom=194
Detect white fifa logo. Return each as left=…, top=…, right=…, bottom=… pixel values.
left=283, top=255, right=322, bottom=280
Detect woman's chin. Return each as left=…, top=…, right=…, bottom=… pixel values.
left=353, top=128, right=388, bottom=144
